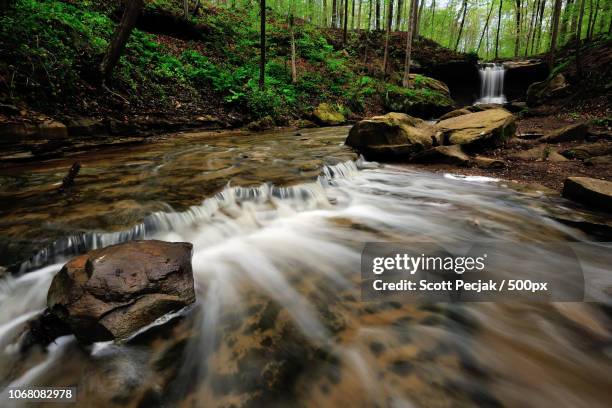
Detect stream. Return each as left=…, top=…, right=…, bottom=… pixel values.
left=0, top=126, right=611, bottom=407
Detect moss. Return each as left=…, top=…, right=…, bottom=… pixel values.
left=312, top=103, right=346, bottom=125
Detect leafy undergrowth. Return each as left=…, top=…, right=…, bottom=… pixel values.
left=0, top=0, right=457, bottom=125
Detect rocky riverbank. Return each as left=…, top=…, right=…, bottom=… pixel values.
left=344, top=106, right=611, bottom=212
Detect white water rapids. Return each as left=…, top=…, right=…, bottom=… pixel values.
left=1, top=159, right=611, bottom=407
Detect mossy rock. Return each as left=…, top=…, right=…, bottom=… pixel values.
left=526, top=73, right=569, bottom=107
left=383, top=75, right=454, bottom=119
left=311, top=103, right=346, bottom=126
left=345, top=112, right=435, bottom=160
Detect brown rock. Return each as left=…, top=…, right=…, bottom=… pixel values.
left=435, top=108, right=516, bottom=149
left=541, top=123, right=588, bottom=143
left=47, top=240, right=195, bottom=342
left=345, top=112, right=435, bottom=159
left=562, top=177, right=612, bottom=212
left=411, top=145, right=470, bottom=166
left=561, top=142, right=612, bottom=160
left=37, top=120, right=68, bottom=139
left=473, top=156, right=505, bottom=168
left=437, top=108, right=472, bottom=121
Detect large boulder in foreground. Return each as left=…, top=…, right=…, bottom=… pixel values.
left=435, top=108, right=516, bottom=149
left=47, top=240, right=195, bottom=342
left=345, top=112, right=435, bottom=159
left=562, top=177, right=612, bottom=212
left=311, top=103, right=346, bottom=126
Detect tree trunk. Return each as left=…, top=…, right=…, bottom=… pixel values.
left=575, top=0, right=586, bottom=74
left=415, top=0, right=424, bottom=37
left=289, top=14, right=297, bottom=83
left=343, top=0, right=350, bottom=42
left=259, top=0, right=266, bottom=89
left=396, top=0, right=404, bottom=30
left=100, top=0, right=144, bottom=84
left=560, top=0, right=573, bottom=43
left=357, top=0, right=362, bottom=29
left=495, top=0, right=503, bottom=59
left=524, top=0, right=539, bottom=55
left=323, top=0, right=328, bottom=27
left=587, top=0, right=600, bottom=39
left=534, top=0, right=547, bottom=53
left=585, top=0, right=594, bottom=39
left=183, top=0, right=189, bottom=19
left=402, top=0, right=417, bottom=86
left=429, top=0, right=436, bottom=37
left=382, top=0, right=394, bottom=75
left=376, top=0, right=381, bottom=29
left=514, top=0, right=522, bottom=56
left=332, top=0, right=338, bottom=28
left=351, top=0, right=356, bottom=29
left=548, top=0, right=563, bottom=68
left=569, top=0, right=580, bottom=40
left=477, top=0, right=495, bottom=53
left=455, top=0, right=468, bottom=51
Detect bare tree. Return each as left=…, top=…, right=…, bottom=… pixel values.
left=100, top=0, right=144, bottom=84
left=402, top=0, right=418, bottom=86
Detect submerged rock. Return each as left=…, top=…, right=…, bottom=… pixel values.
left=345, top=112, right=435, bottom=160
left=311, top=103, right=346, bottom=126
left=562, top=177, right=612, bottom=212
left=435, top=108, right=516, bottom=149
left=47, top=240, right=195, bottom=342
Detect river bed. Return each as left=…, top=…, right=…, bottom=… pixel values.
left=0, top=126, right=611, bottom=407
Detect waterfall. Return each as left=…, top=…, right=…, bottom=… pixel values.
left=477, top=63, right=507, bottom=104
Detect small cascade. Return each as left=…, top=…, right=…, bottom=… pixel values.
left=477, top=63, right=506, bottom=104
left=16, top=159, right=364, bottom=272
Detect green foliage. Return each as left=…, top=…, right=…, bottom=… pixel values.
left=1, top=0, right=113, bottom=95
left=1, top=0, right=463, bottom=122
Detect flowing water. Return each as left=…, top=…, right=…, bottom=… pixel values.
left=477, top=63, right=507, bottom=105
left=0, top=127, right=611, bottom=407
